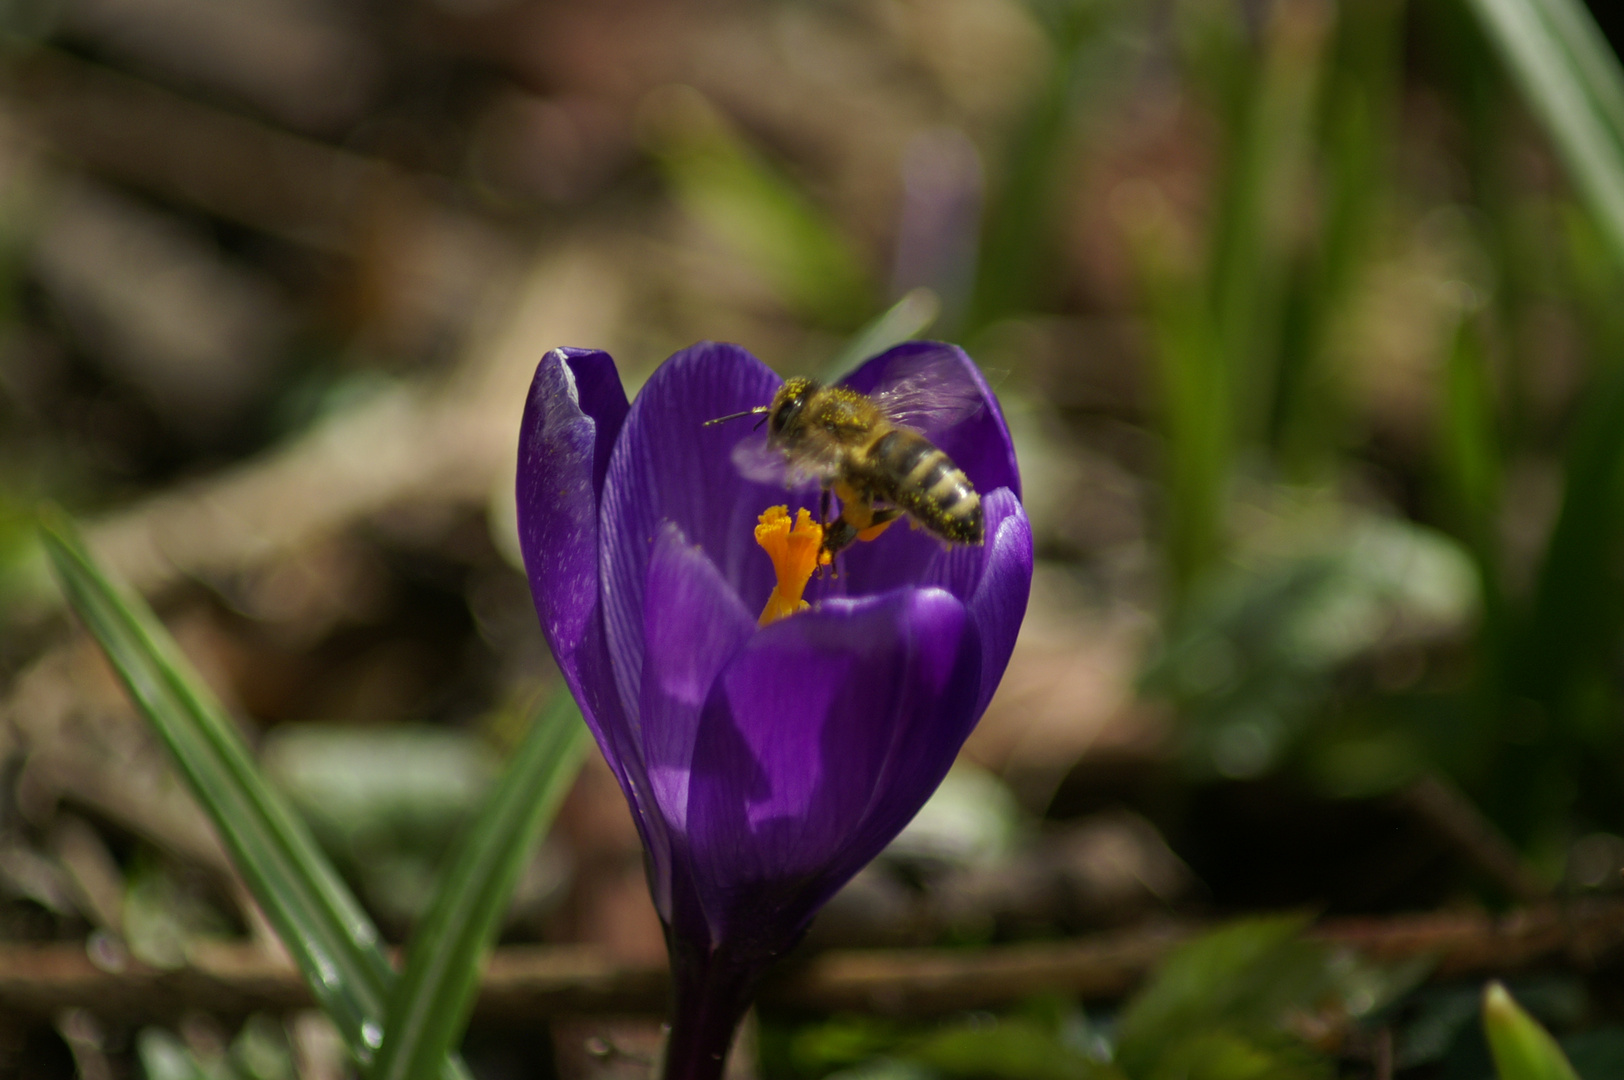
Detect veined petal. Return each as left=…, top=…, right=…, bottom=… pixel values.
left=675, top=587, right=980, bottom=954
left=518, top=348, right=628, bottom=651
left=841, top=491, right=1032, bottom=779
left=962, top=490, right=1032, bottom=717
left=639, top=522, right=757, bottom=918
left=901, top=488, right=1031, bottom=720
left=600, top=343, right=793, bottom=730
left=516, top=348, right=638, bottom=788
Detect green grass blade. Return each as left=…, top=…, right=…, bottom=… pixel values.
left=824, top=287, right=940, bottom=377
left=1468, top=0, right=1624, bottom=266
left=38, top=510, right=466, bottom=1080
left=374, top=694, right=589, bottom=1080
left=1272, top=0, right=1402, bottom=475
left=1465, top=0, right=1624, bottom=850
left=1528, top=0, right=1624, bottom=140
left=1439, top=315, right=1503, bottom=572
left=966, top=1, right=1107, bottom=333
left=1206, top=0, right=1331, bottom=444
left=643, top=85, right=872, bottom=328
left=1117, top=184, right=1228, bottom=608
left=1518, top=362, right=1624, bottom=701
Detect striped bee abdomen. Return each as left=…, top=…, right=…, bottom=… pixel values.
left=869, top=429, right=983, bottom=545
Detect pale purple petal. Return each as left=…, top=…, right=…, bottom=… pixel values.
left=961, top=489, right=1032, bottom=717
left=907, top=490, right=1030, bottom=719
left=516, top=348, right=638, bottom=790
left=518, top=348, right=626, bottom=654
left=599, top=343, right=800, bottom=728
left=639, top=522, right=757, bottom=917
left=674, top=587, right=979, bottom=952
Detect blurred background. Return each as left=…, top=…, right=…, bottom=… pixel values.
left=6, top=0, right=1624, bottom=1076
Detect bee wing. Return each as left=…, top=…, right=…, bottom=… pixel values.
left=869, top=349, right=987, bottom=431
left=729, top=432, right=831, bottom=488
left=730, top=433, right=792, bottom=483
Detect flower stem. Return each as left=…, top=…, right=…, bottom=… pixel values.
left=661, top=947, right=758, bottom=1080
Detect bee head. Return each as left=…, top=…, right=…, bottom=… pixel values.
left=769, top=377, right=818, bottom=440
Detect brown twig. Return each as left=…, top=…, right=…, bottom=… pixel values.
left=1397, top=776, right=1550, bottom=905
left=1374, top=1026, right=1393, bottom=1080
left=3, top=901, right=1623, bottom=1022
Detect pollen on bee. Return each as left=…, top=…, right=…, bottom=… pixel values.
left=754, top=505, right=830, bottom=626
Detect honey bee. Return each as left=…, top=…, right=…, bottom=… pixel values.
left=706, top=359, right=985, bottom=558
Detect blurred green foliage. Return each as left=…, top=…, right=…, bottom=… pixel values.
left=1143, top=505, right=1478, bottom=782
left=644, top=85, right=874, bottom=328
left=774, top=916, right=1426, bottom=1080
left=1065, top=0, right=1624, bottom=875
left=262, top=723, right=501, bottom=925
left=967, top=0, right=1115, bottom=333
left=136, top=1017, right=297, bottom=1080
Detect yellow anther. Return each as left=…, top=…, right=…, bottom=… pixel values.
left=754, top=505, right=830, bottom=626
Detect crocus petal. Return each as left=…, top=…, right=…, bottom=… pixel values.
left=639, top=522, right=757, bottom=918
left=600, top=343, right=795, bottom=729
left=959, top=489, right=1032, bottom=718
left=516, top=348, right=637, bottom=788
left=905, top=489, right=1031, bottom=720
left=518, top=348, right=627, bottom=649
left=674, top=587, right=980, bottom=954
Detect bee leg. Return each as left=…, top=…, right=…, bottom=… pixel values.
left=821, top=517, right=860, bottom=559
left=819, top=486, right=832, bottom=528
left=856, top=507, right=903, bottom=543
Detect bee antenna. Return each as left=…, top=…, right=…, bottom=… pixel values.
left=753, top=413, right=769, bottom=431
left=703, top=406, right=769, bottom=427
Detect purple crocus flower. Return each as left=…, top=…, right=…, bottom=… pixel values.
left=516, top=341, right=1032, bottom=1080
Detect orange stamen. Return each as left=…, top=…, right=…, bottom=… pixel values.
left=754, top=505, right=830, bottom=626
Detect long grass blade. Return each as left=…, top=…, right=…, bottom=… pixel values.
left=1468, top=0, right=1624, bottom=266
left=1467, top=0, right=1624, bottom=843
left=374, top=694, right=589, bottom=1080
left=1206, top=0, right=1331, bottom=444
left=38, top=510, right=466, bottom=1080
left=643, top=85, right=872, bottom=328
left=824, top=287, right=940, bottom=377
left=1272, top=0, right=1402, bottom=474
left=965, top=2, right=1108, bottom=333
left=1527, top=0, right=1624, bottom=141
